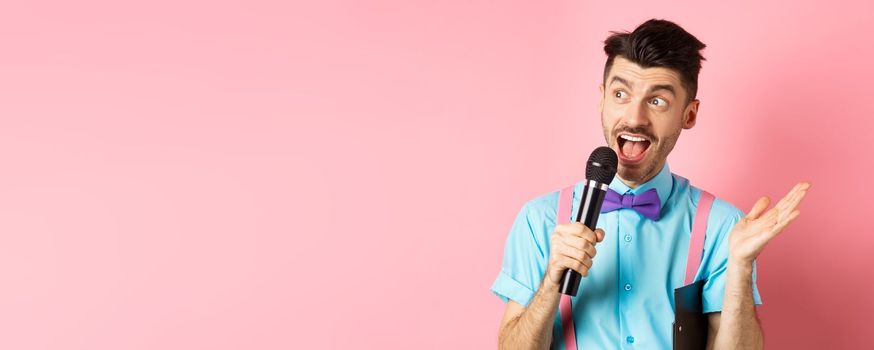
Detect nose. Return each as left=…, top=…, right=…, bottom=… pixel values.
left=623, top=100, right=651, bottom=128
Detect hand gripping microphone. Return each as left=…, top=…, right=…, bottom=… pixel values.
left=559, top=146, right=618, bottom=296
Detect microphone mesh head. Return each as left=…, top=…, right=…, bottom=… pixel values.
left=586, top=146, right=618, bottom=184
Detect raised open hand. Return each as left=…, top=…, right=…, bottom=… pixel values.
left=729, top=182, right=811, bottom=265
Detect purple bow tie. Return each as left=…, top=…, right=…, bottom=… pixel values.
left=600, top=188, right=662, bottom=220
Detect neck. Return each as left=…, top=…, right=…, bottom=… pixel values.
left=618, top=176, right=645, bottom=189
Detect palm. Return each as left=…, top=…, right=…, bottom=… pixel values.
left=729, top=182, right=810, bottom=263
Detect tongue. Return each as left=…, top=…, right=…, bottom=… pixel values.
left=621, top=141, right=648, bottom=158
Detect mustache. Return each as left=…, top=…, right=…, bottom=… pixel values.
left=614, top=127, right=657, bottom=142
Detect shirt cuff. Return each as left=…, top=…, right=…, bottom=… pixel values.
left=490, top=270, right=537, bottom=307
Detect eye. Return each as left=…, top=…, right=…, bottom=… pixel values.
left=650, top=97, right=667, bottom=107
left=614, top=90, right=627, bottom=99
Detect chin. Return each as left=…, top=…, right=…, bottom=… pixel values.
left=616, top=159, right=656, bottom=184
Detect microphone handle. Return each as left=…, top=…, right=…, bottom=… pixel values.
left=559, top=181, right=608, bottom=296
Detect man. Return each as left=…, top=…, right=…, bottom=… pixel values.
left=491, top=19, right=809, bottom=349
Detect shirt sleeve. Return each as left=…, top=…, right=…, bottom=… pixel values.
left=700, top=199, right=763, bottom=313
left=490, top=200, right=550, bottom=307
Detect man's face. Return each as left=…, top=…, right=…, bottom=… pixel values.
left=599, top=56, right=699, bottom=187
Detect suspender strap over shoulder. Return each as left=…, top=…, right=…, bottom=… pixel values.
left=556, top=185, right=578, bottom=350
left=685, top=191, right=714, bottom=285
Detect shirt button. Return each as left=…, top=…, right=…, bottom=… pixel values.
left=627, top=336, right=635, bottom=344
left=624, top=283, right=632, bottom=291
left=624, top=235, right=632, bottom=242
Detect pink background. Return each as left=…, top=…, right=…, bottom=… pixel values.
left=1, top=1, right=872, bottom=349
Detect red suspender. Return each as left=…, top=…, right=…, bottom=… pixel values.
left=555, top=185, right=715, bottom=349
left=686, top=191, right=714, bottom=285
left=556, top=185, right=577, bottom=350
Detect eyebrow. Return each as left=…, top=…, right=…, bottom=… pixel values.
left=609, top=76, right=676, bottom=96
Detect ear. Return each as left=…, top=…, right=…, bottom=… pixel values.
left=683, top=99, right=699, bottom=129
left=598, top=84, right=605, bottom=114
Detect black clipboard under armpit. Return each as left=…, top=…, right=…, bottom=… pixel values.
left=673, top=279, right=708, bottom=350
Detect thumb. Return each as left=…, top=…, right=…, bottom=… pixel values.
left=746, top=196, right=770, bottom=220
left=594, top=228, right=605, bottom=243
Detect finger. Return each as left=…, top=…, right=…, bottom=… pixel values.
left=560, top=237, right=597, bottom=259
left=560, top=243, right=594, bottom=269
left=759, top=205, right=779, bottom=224
left=765, top=209, right=800, bottom=241
left=772, top=193, right=805, bottom=227
left=777, top=189, right=807, bottom=223
left=781, top=182, right=810, bottom=209
left=553, top=223, right=580, bottom=235
left=772, top=184, right=799, bottom=213
left=561, top=234, right=585, bottom=250
left=555, top=222, right=585, bottom=236
left=775, top=183, right=806, bottom=213
left=594, top=229, right=605, bottom=243
left=574, top=261, right=589, bottom=277
left=746, top=196, right=770, bottom=220
left=556, top=223, right=597, bottom=243
left=569, top=252, right=593, bottom=269
left=556, top=243, right=589, bottom=265
left=781, top=184, right=810, bottom=215
left=559, top=255, right=589, bottom=276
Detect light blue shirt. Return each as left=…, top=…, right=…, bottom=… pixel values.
left=491, top=163, right=762, bottom=349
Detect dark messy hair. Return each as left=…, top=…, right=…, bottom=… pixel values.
left=603, top=19, right=706, bottom=103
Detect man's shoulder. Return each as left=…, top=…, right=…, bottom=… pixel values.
left=684, top=180, right=745, bottom=227
left=709, top=196, right=744, bottom=222
left=519, top=186, right=563, bottom=218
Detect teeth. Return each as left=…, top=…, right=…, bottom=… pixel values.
left=620, top=134, right=646, bottom=142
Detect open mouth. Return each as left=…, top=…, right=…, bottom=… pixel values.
left=616, top=133, right=652, bottom=164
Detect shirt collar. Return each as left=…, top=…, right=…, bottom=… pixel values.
left=607, top=162, right=673, bottom=209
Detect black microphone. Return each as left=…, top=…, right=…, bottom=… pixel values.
left=559, top=146, right=618, bottom=296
